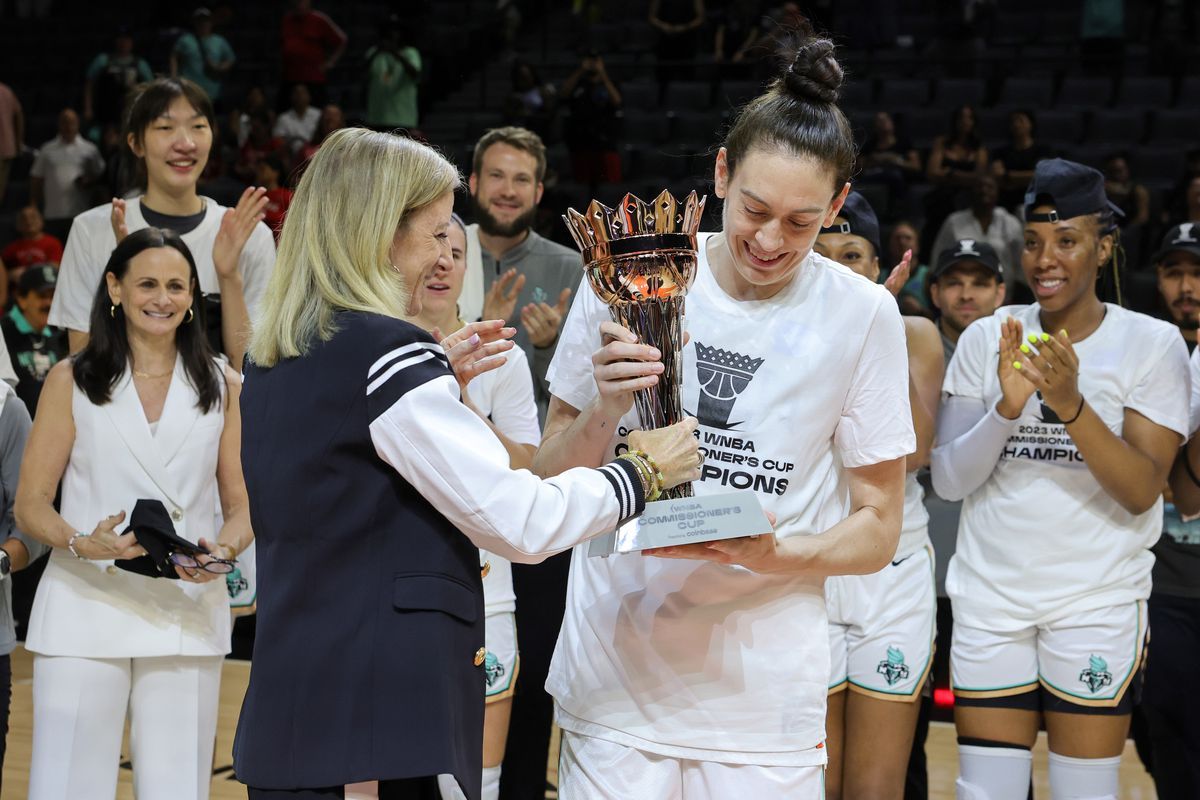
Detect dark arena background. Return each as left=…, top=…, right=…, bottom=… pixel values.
left=0, top=0, right=1196, bottom=797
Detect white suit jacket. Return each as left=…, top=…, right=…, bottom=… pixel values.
left=26, top=357, right=231, bottom=658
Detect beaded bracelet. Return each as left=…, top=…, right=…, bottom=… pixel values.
left=627, top=448, right=665, bottom=502
left=617, top=453, right=654, bottom=500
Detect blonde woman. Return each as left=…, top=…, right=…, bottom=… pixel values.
left=232, top=128, right=701, bottom=800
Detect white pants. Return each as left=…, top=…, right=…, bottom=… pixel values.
left=557, top=730, right=825, bottom=799
left=29, top=653, right=223, bottom=800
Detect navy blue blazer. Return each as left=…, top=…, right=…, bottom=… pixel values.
left=234, top=312, right=485, bottom=798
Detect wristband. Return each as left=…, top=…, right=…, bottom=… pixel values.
left=628, top=448, right=665, bottom=502
left=1061, top=395, right=1086, bottom=425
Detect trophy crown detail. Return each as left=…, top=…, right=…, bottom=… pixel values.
left=695, top=343, right=766, bottom=375
left=563, top=190, right=706, bottom=264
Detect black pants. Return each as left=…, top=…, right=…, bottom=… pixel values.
left=1141, top=593, right=1200, bottom=799
left=0, top=652, right=9, bottom=792
left=247, top=776, right=441, bottom=799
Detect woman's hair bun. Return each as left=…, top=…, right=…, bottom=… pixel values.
left=778, top=33, right=844, bottom=105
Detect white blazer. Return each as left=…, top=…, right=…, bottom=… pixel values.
left=25, top=357, right=231, bottom=658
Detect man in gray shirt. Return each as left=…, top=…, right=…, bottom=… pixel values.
left=468, top=127, right=579, bottom=422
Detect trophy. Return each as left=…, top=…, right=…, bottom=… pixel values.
left=564, top=189, right=704, bottom=500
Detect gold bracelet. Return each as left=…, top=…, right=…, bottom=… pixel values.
left=617, top=453, right=653, bottom=500
left=628, top=449, right=664, bottom=502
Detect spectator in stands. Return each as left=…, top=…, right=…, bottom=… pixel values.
left=710, top=0, right=764, bottom=65
left=1103, top=152, right=1150, bottom=228
left=298, top=105, right=345, bottom=165
left=229, top=86, right=274, bottom=150
left=279, top=0, right=347, bottom=109
left=1164, top=172, right=1200, bottom=235
left=932, top=174, right=1024, bottom=291
left=923, top=104, right=988, bottom=259
left=169, top=7, right=236, bottom=109
left=503, top=60, right=555, bottom=140
left=560, top=51, right=623, bottom=187
left=255, top=153, right=292, bottom=244
left=649, top=0, right=706, bottom=87
left=98, top=123, right=137, bottom=201
left=364, top=16, right=421, bottom=132
left=927, top=239, right=1006, bottom=363
left=886, top=220, right=932, bottom=317
left=0, top=82, right=22, bottom=208
left=991, top=109, right=1053, bottom=212
left=3, top=206, right=63, bottom=270
left=82, top=28, right=154, bottom=141
left=235, top=112, right=286, bottom=185
left=1, top=265, right=66, bottom=415
left=1148, top=223, right=1200, bottom=799
left=30, top=109, right=106, bottom=242
left=273, top=84, right=321, bottom=155
left=859, top=111, right=922, bottom=211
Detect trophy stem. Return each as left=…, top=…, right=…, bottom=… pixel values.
left=613, top=297, right=693, bottom=499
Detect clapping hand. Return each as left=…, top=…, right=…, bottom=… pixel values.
left=521, top=288, right=572, bottom=348
left=110, top=198, right=129, bottom=242
left=213, top=186, right=269, bottom=280
left=1011, top=329, right=1082, bottom=421
left=482, top=270, right=526, bottom=324
left=995, top=316, right=1037, bottom=420
left=883, top=248, right=913, bottom=298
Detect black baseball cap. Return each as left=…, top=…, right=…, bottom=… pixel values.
left=1151, top=222, right=1200, bottom=265
left=17, top=264, right=57, bottom=295
left=821, top=191, right=881, bottom=259
left=1023, top=158, right=1124, bottom=223
left=931, top=239, right=1003, bottom=282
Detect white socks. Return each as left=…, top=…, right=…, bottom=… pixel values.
left=956, top=744, right=1033, bottom=800
left=481, top=764, right=502, bottom=800
left=1047, top=752, right=1120, bottom=800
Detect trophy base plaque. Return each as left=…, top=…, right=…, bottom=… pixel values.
left=587, top=491, right=773, bottom=557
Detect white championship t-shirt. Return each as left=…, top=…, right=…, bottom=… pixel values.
left=469, top=345, right=542, bottom=616
left=1189, top=345, right=1200, bottom=435
left=545, top=234, right=914, bottom=765
left=49, top=197, right=276, bottom=334
left=943, top=303, right=1190, bottom=632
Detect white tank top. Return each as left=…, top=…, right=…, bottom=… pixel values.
left=26, top=359, right=231, bottom=658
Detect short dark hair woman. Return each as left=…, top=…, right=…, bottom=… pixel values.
left=16, top=227, right=253, bottom=798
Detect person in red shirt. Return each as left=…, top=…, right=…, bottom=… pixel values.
left=3, top=206, right=63, bottom=290
left=255, top=153, right=293, bottom=244
left=279, top=0, right=347, bottom=109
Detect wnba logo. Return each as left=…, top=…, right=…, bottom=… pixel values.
left=694, top=342, right=765, bottom=429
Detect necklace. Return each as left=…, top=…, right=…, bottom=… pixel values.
left=133, top=368, right=173, bottom=379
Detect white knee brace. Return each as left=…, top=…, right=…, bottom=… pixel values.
left=956, top=743, right=1033, bottom=800
left=1047, top=752, right=1119, bottom=800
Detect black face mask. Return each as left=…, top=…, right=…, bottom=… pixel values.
left=114, top=499, right=209, bottom=580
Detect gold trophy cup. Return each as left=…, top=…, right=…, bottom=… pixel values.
left=564, top=190, right=705, bottom=499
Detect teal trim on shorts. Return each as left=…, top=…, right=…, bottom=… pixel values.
left=1038, top=601, right=1144, bottom=702
left=952, top=679, right=1039, bottom=693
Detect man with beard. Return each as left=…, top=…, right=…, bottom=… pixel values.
left=1145, top=222, right=1200, bottom=799
left=464, top=127, right=579, bottom=800
left=468, top=126, right=577, bottom=422
left=928, top=239, right=1006, bottom=363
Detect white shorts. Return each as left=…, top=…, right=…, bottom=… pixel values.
left=952, top=600, right=1148, bottom=710
left=557, top=730, right=825, bottom=799
left=826, top=544, right=936, bottom=701
left=484, top=611, right=519, bottom=702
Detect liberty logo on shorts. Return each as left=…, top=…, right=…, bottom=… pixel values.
left=483, top=651, right=506, bottom=688
left=694, top=343, right=765, bottom=429
left=1079, top=654, right=1113, bottom=694
left=530, top=286, right=548, bottom=304
left=877, top=646, right=910, bottom=687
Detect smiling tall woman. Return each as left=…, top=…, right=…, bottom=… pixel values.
left=932, top=159, right=1191, bottom=800
left=15, top=227, right=252, bottom=800
left=535, top=27, right=914, bottom=799
left=50, top=78, right=275, bottom=371
left=232, top=128, right=700, bottom=800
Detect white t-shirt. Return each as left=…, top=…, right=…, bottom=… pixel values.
left=469, top=345, right=541, bottom=616
left=943, top=303, right=1190, bottom=631
left=273, top=107, right=321, bottom=152
left=1189, top=346, right=1200, bottom=435
left=545, top=234, right=914, bottom=765
left=30, top=135, right=106, bottom=220
left=897, top=470, right=930, bottom=558
left=49, top=197, right=276, bottom=335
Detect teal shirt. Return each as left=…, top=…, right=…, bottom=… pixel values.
left=174, top=33, right=236, bottom=100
